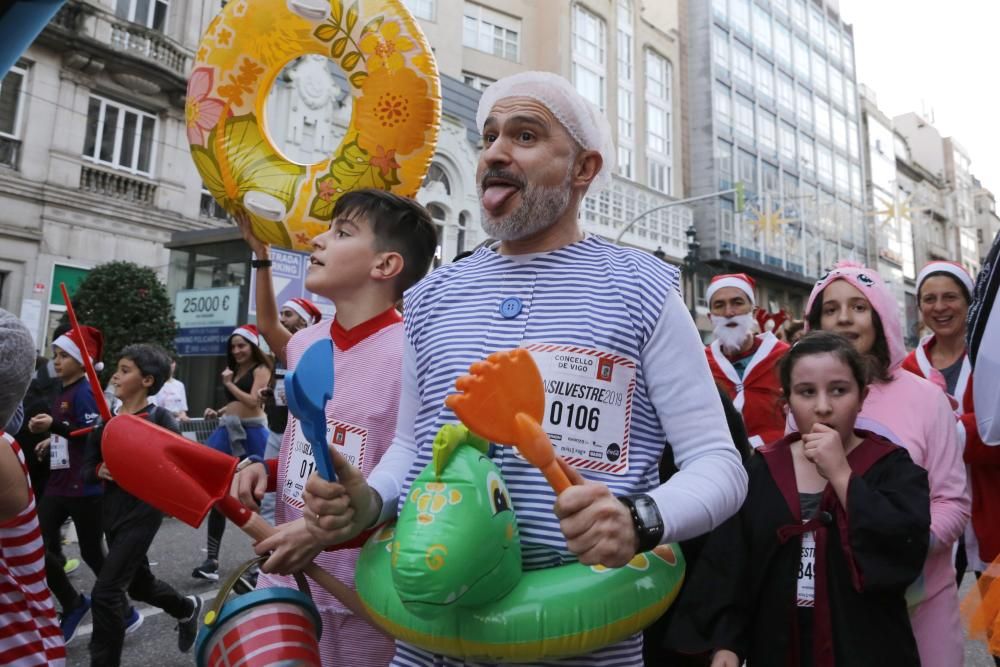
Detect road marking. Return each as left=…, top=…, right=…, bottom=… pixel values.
left=71, top=590, right=219, bottom=639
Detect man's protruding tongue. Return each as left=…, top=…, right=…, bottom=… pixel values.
left=482, top=184, right=519, bottom=213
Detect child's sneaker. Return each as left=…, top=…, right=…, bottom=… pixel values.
left=125, top=606, right=143, bottom=634
left=176, top=595, right=203, bottom=653
left=191, top=558, right=219, bottom=581
left=60, top=594, right=91, bottom=644
left=63, top=557, right=80, bottom=574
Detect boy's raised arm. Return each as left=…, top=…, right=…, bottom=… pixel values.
left=237, top=213, right=292, bottom=363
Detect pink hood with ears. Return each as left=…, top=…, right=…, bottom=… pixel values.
left=805, top=260, right=906, bottom=369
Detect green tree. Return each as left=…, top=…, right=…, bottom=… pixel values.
left=61, top=261, right=176, bottom=381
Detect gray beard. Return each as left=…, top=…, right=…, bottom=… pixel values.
left=479, top=171, right=573, bottom=242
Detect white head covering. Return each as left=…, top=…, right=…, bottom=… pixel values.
left=0, top=309, right=35, bottom=427
left=916, top=261, right=975, bottom=298
left=476, top=71, right=616, bottom=192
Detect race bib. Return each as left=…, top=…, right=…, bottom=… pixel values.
left=797, top=529, right=816, bottom=607
left=282, top=418, right=367, bottom=509
left=523, top=343, right=637, bottom=476
left=50, top=434, right=70, bottom=470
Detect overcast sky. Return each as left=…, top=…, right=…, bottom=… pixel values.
left=838, top=0, right=1000, bottom=194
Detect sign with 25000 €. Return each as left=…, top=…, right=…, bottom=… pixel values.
left=174, top=287, right=240, bottom=329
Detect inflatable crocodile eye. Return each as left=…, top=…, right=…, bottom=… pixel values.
left=486, top=472, right=511, bottom=515
left=187, top=0, right=441, bottom=251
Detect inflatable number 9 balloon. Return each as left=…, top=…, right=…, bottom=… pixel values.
left=186, top=0, right=442, bottom=251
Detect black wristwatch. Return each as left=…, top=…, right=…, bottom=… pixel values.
left=618, top=493, right=664, bottom=553
left=250, top=258, right=272, bottom=269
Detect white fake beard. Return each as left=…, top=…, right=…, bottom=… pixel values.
left=710, top=313, right=754, bottom=355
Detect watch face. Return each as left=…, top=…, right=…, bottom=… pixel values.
left=634, top=496, right=662, bottom=531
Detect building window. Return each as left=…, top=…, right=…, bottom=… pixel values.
left=648, top=159, right=668, bottom=193
left=759, top=109, right=777, bottom=154
left=82, top=95, right=157, bottom=176
left=618, top=145, right=633, bottom=179
left=817, top=145, right=833, bottom=186
left=755, top=57, right=774, bottom=101
left=713, top=25, right=730, bottom=73
left=618, top=87, right=633, bottom=141
left=462, top=71, right=496, bottom=91
left=843, top=36, right=855, bottom=75
left=832, top=110, right=846, bottom=151
left=762, top=161, right=779, bottom=193
left=814, top=97, right=830, bottom=140
left=732, top=41, right=752, bottom=84
left=645, top=49, right=672, bottom=194
left=715, top=82, right=732, bottom=131
left=115, top=0, right=168, bottom=31
left=738, top=149, right=756, bottom=190
left=463, top=3, right=520, bottom=61
left=826, top=24, right=840, bottom=61
left=713, top=0, right=728, bottom=18
left=731, top=0, right=750, bottom=34
left=752, top=3, right=771, bottom=51
left=780, top=121, right=796, bottom=162
left=717, top=138, right=734, bottom=188
left=845, top=81, right=857, bottom=118
left=422, top=162, right=451, bottom=195
left=847, top=121, right=859, bottom=159
left=796, top=85, right=812, bottom=127
left=799, top=134, right=814, bottom=178
left=617, top=0, right=633, bottom=79
left=809, top=7, right=825, bottom=44
left=777, top=71, right=794, bottom=112
left=404, top=0, right=435, bottom=20
left=791, top=0, right=806, bottom=30
left=829, top=68, right=844, bottom=107
left=812, top=53, right=827, bottom=95
left=774, top=21, right=791, bottom=65
left=572, top=5, right=606, bottom=110
left=835, top=155, right=849, bottom=195
left=793, top=36, right=809, bottom=81
left=428, top=204, right=446, bottom=267
left=457, top=212, right=468, bottom=254
left=200, top=186, right=228, bottom=220
left=734, top=94, right=754, bottom=137
left=0, top=63, right=25, bottom=139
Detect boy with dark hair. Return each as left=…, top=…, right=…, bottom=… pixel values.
left=83, top=344, right=201, bottom=666
left=233, top=188, right=436, bottom=665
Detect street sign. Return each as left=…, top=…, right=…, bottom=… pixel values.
left=175, top=326, right=233, bottom=356
left=248, top=248, right=334, bottom=319
left=174, top=287, right=240, bottom=329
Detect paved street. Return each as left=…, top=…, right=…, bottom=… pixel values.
left=59, top=516, right=997, bottom=666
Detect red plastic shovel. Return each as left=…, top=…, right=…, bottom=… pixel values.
left=101, top=414, right=373, bottom=623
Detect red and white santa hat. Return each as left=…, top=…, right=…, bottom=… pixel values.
left=281, top=297, right=322, bottom=325
left=705, top=273, right=756, bottom=306
left=230, top=324, right=260, bottom=347
left=53, top=325, right=105, bottom=372
left=916, top=261, right=974, bottom=297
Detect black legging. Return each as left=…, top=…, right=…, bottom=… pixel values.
left=37, top=494, right=105, bottom=610
left=206, top=508, right=226, bottom=561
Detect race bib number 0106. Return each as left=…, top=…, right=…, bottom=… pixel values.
left=282, top=419, right=367, bottom=509
left=523, top=343, right=637, bottom=476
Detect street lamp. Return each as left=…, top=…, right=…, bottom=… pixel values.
left=653, top=246, right=666, bottom=262
left=684, top=224, right=701, bottom=319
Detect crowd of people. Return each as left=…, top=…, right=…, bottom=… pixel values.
left=0, top=69, right=999, bottom=667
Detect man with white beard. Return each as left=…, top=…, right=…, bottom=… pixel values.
left=704, top=273, right=790, bottom=448
left=298, top=71, right=748, bottom=666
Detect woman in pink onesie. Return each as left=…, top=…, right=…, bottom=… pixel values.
left=805, top=260, right=970, bottom=667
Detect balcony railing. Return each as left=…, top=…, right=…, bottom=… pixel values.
left=0, top=137, right=20, bottom=170
left=80, top=164, right=157, bottom=206
left=109, top=21, right=187, bottom=77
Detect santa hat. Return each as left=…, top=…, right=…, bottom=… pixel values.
left=230, top=324, right=260, bottom=347
left=282, top=297, right=322, bottom=325
left=706, top=273, right=756, bottom=305
left=53, top=325, right=105, bottom=372
left=916, top=261, right=974, bottom=298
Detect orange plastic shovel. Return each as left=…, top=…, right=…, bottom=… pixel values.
left=445, top=348, right=573, bottom=494
left=101, top=415, right=372, bottom=622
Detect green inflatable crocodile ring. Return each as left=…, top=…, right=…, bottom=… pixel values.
left=355, top=424, right=686, bottom=662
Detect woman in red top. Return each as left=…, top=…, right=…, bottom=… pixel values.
left=902, top=261, right=1000, bottom=593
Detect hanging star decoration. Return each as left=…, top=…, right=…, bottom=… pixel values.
left=746, top=203, right=791, bottom=239
left=867, top=193, right=913, bottom=226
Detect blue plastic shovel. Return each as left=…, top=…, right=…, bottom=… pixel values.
left=285, top=339, right=336, bottom=481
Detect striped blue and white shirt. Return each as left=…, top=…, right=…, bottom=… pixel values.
left=368, top=236, right=747, bottom=666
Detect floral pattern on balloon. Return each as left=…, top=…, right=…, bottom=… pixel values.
left=186, top=0, right=441, bottom=251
